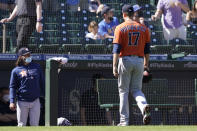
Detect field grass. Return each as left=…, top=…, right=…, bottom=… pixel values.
left=0, top=126, right=197, bottom=131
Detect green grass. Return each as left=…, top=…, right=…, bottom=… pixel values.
left=0, top=126, right=197, bottom=131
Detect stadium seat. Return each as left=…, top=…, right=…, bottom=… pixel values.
left=84, top=38, right=102, bottom=44
left=85, top=44, right=107, bottom=54
left=62, top=44, right=84, bottom=54
left=143, top=3, right=156, bottom=11
left=28, top=44, right=39, bottom=53
left=187, top=24, right=197, bottom=32
left=44, top=23, right=60, bottom=30
left=97, top=79, right=119, bottom=109
left=169, top=38, right=187, bottom=45
left=150, top=45, right=173, bottom=54
left=175, top=45, right=196, bottom=55
left=43, top=30, right=61, bottom=37
left=151, top=31, right=163, bottom=40
left=190, top=31, right=197, bottom=40
left=45, top=37, right=63, bottom=44
left=102, top=38, right=113, bottom=45
left=66, top=30, right=81, bottom=37
left=107, top=44, right=113, bottom=54
left=39, top=44, right=60, bottom=54
left=151, top=37, right=167, bottom=45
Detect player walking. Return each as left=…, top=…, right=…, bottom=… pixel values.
left=113, top=4, right=151, bottom=126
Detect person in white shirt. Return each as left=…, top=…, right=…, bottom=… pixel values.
left=86, top=21, right=104, bottom=40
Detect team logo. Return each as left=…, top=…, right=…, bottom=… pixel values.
left=19, top=70, right=27, bottom=77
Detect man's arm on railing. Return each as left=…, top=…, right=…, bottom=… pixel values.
left=0, top=5, right=18, bottom=23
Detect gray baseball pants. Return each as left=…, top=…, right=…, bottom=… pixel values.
left=118, top=56, right=148, bottom=126
left=16, top=98, right=40, bottom=126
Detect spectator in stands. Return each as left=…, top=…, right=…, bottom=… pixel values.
left=132, top=4, right=149, bottom=27
left=186, top=0, right=197, bottom=25
left=0, top=0, right=15, bottom=12
left=98, top=6, right=119, bottom=39
left=9, top=48, right=45, bottom=126
left=86, top=21, right=104, bottom=40
left=0, top=87, right=17, bottom=126
left=89, top=0, right=104, bottom=14
left=67, top=0, right=89, bottom=12
left=151, top=0, right=189, bottom=41
left=80, top=74, right=112, bottom=125
left=0, top=0, right=42, bottom=52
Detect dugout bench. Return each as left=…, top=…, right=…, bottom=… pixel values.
left=96, top=79, right=194, bottom=125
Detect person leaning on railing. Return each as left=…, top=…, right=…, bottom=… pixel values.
left=0, top=0, right=42, bottom=53
left=186, top=0, right=197, bottom=25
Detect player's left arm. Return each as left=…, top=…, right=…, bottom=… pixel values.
left=144, top=28, right=151, bottom=69
left=35, top=0, right=42, bottom=33
left=175, top=0, right=189, bottom=13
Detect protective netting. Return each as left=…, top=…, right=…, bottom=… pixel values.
left=58, top=74, right=197, bottom=125
left=0, top=0, right=196, bottom=54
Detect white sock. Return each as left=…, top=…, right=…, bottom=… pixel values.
left=132, top=90, right=148, bottom=115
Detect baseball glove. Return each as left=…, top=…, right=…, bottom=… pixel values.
left=142, top=68, right=152, bottom=83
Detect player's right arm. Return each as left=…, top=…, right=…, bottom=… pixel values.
left=113, top=53, right=119, bottom=78
left=112, top=26, right=122, bottom=78
left=9, top=69, right=18, bottom=111
left=144, top=27, right=151, bottom=69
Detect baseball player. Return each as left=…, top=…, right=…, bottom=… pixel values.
left=9, top=48, right=45, bottom=126
left=113, top=4, right=151, bottom=126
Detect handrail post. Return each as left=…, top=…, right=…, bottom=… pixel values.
left=2, top=24, right=6, bottom=53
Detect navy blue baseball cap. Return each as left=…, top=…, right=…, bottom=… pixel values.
left=132, top=4, right=142, bottom=12
left=101, top=6, right=114, bottom=16
left=122, top=4, right=134, bottom=13
left=18, top=48, right=31, bottom=56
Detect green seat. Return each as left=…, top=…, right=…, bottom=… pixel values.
left=97, top=79, right=119, bottom=109
left=169, top=38, right=187, bottom=45
left=44, top=31, right=61, bottom=37
left=67, top=30, right=80, bottom=37
left=85, top=44, right=107, bottom=54
left=39, top=44, right=60, bottom=54
left=46, top=37, right=62, bottom=44
left=175, top=45, right=196, bottom=54
left=107, top=44, right=113, bottom=54
left=28, top=44, right=39, bottom=53
left=151, top=31, right=163, bottom=40
left=150, top=45, right=173, bottom=54
left=97, top=79, right=180, bottom=111
left=69, top=37, right=84, bottom=44
left=62, top=44, right=84, bottom=54
left=67, top=24, right=81, bottom=30
left=142, top=79, right=169, bottom=105
left=44, top=24, right=60, bottom=30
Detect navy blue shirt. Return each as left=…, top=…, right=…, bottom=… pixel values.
left=9, top=62, right=45, bottom=103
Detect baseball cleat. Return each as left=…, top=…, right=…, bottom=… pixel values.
left=143, top=105, right=151, bottom=125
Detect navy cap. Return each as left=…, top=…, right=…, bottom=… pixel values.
left=101, top=6, right=114, bottom=16
left=133, top=4, right=142, bottom=12
left=122, top=4, right=134, bottom=13
left=18, top=48, right=31, bottom=56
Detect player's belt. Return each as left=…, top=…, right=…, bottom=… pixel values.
left=125, top=55, right=143, bottom=59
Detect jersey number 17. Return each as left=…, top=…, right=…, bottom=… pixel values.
left=128, top=32, right=140, bottom=46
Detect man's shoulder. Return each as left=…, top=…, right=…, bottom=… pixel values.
left=12, top=66, right=21, bottom=73
left=98, top=19, right=105, bottom=26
